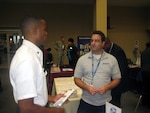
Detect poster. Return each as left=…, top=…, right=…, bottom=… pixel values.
left=77, top=36, right=91, bottom=56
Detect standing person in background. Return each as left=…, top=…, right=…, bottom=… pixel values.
left=9, top=16, right=64, bottom=113
left=44, top=48, right=53, bottom=70
left=67, top=38, right=79, bottom=68
left=53, top=36, right=65, bottom=66
left=47, top=48, right=53, bottom=64
left=104, top=38, right=129, bottom=107
left=140, top=42, right=150, bottom=106
left=141, top=42, right=150, bottom=72
left=74, top=30, right=121, bottom=113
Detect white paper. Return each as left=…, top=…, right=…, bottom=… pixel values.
left=53, top=89, right=75, bottom=107
left=62, top=68, right=73, bottom=71
left=106, top=102, right=122, bottom=113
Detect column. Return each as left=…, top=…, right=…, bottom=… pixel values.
left=95, top=0, right=107, bottom=36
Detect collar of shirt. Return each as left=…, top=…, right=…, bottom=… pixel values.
left=88, top=50, right=106, bottom=60
left=22, top=39, right=43, bottom=66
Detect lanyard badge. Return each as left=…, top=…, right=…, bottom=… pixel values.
left=91, top=52, right=103, bottom=85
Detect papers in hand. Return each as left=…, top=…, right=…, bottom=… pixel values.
left=106, top=102, right=122, bottom=113
left=53, top=89, right=75, bottom=108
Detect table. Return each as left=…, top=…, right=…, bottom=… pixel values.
left=51, top=77, right=82, bottom=113
left=48, top=66, right=74, bottom=94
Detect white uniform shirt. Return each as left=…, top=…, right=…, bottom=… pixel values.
left=9, top=39, right=48, bottom=106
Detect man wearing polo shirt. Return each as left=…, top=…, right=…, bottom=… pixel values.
left=74, top=30, right=121, bottom=113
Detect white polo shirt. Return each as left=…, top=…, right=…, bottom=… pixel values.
left=9, top=39, right=48, bottom=106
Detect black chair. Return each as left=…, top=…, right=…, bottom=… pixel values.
left=135, top=71, right=150, bottom=112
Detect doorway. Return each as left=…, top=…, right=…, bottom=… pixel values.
left=0, top=30, right=23, bottom=69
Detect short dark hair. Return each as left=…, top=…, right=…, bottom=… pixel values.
left=47, top=48, right=51, bottom=52
left=68, top=38, right=74, bottom=43
left=91, top=30, right=106, bottom=42
left=20, top=15, right=41, bottom=35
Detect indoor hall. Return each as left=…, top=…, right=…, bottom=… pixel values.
left=0, top=0, right=150, bottom=113
left=0, top=56, right=150, bottom=113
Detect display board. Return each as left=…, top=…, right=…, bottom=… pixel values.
left=77, top=36, right=91, bottom=56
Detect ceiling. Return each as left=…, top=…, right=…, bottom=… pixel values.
left=0, top=0, right=150, bottom=7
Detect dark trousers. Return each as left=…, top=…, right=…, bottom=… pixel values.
left=69, top=59, right=77, bottom=68
left=77, top=99, right=105, bottom=113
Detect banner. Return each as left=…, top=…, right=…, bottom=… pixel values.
left=77, top=36, right=91, bottom=56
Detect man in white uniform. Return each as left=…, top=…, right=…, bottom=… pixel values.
left=9, top=16, right=64, bottom=113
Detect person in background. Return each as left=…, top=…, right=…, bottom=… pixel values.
left=47, top=48, right=53, bottom=64
left=140, top=42, right=150, bottom=106
left=67, top=38, right=79, bottom=68
left=104, top=38, right=129, bottom=107
left=74, top=30, right=121, bottom=113
left=53, top=36, right=65, bottom=66
left=44, top=48, right=53, bottom=69
left=141, top=42, right=150, bottom=72
left=9, top=16, right=64, bottom=113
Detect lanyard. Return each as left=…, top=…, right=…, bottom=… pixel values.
left=91, top=52, right=103, bottom=83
